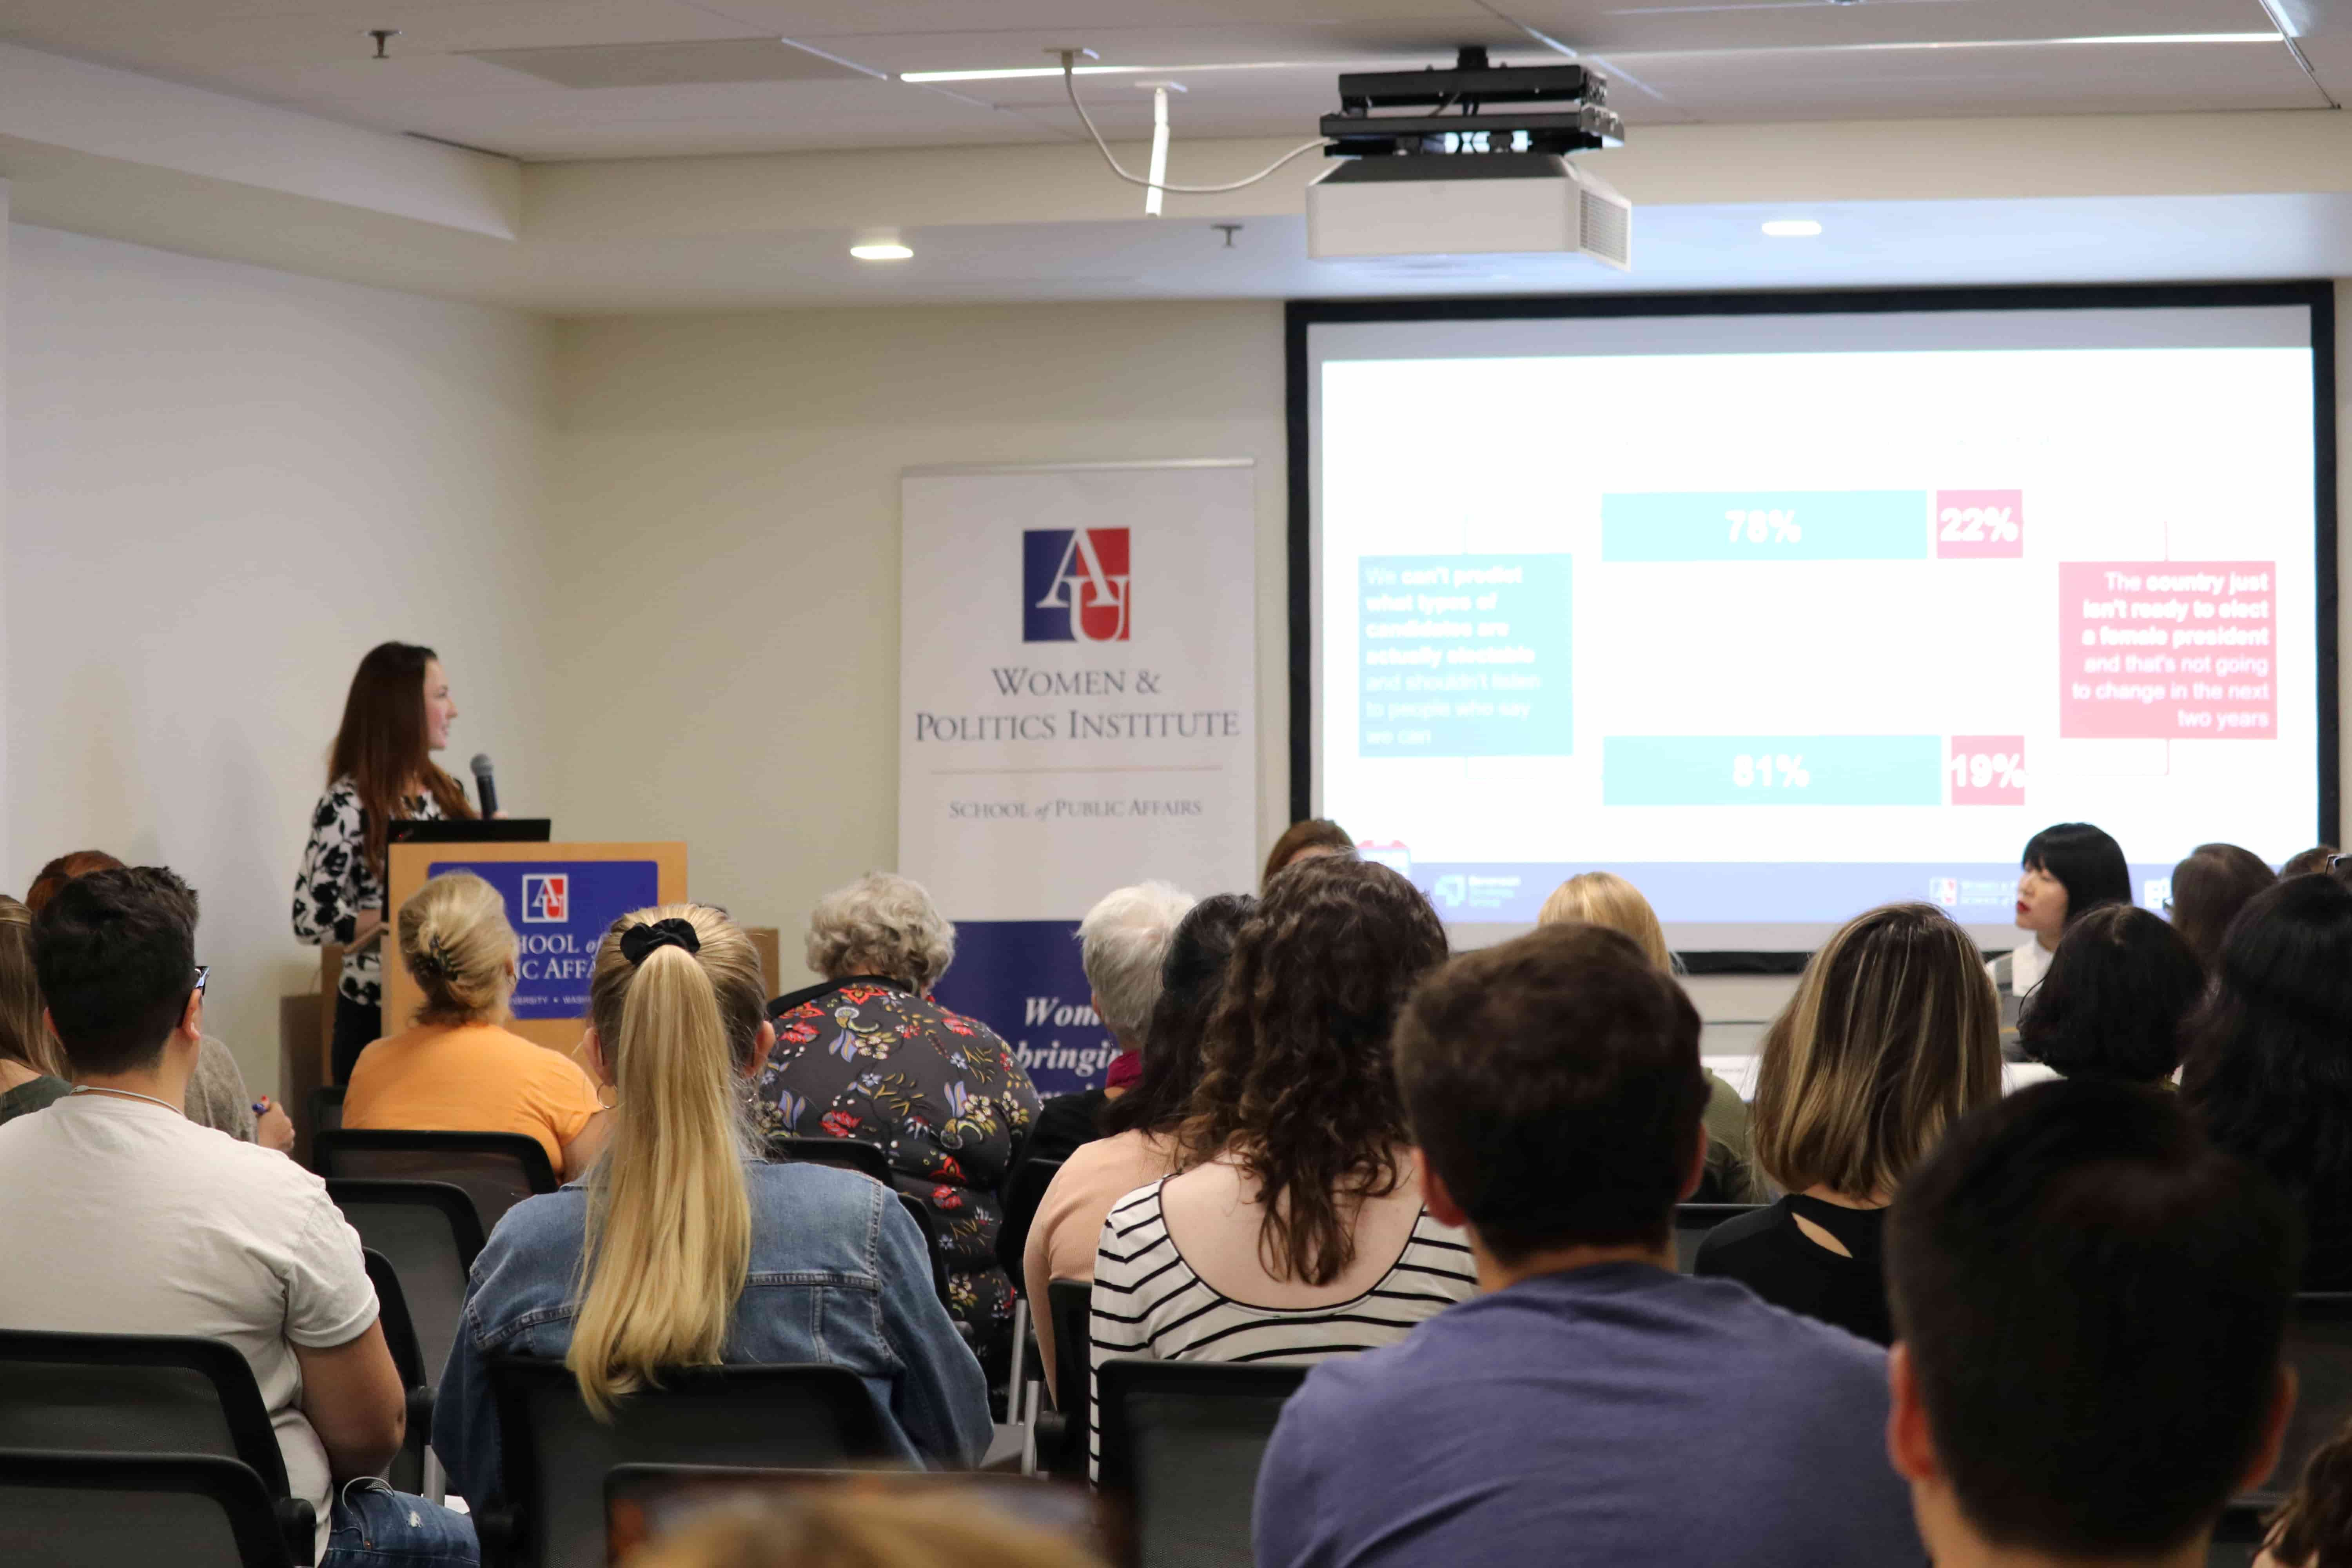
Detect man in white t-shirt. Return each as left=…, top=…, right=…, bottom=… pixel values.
left=0, top=866, right=475, bottom=1566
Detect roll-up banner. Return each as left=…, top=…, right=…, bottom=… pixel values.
left=899, top=461, right=1259, bottom=1095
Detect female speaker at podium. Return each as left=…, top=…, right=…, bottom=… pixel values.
left=292, top=641, right=477, bottom=1083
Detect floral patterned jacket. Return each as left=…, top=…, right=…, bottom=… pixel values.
left=748, top=976, right=1041, bottom=1338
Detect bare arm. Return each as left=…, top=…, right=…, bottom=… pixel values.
left=559, top=1108, right=612, bottom=1180
left=293, top=1321, right=406, bottom=1483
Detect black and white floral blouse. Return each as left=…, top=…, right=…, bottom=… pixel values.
left=290, top=775, right=446, bottom=1009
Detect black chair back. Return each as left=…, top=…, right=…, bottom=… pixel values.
left=328, top=1178, right=485, bottom=1387
left=1048, top=1281, right=1092, bottom=1419
left=314, top=1130, right=557, bottom=1238
left=2208, top=1499, right=2269, bottom=1567
left=485, top=1357, right=897, bottom=1568
left=306, top=1085, right=347, bottom=1146
left=1095, top=1358, right=1307, bottom=1568
left=0, top=1450, right=296, bottom=1568
left=363, top=1250, right=434, bottom=1497
left=995, top=1158, right=1064, bottom=1281
left=2255, top=1292, right=2352, bottom=1502
left=894, top=1194, right=953, bottom=1305
left=769, top=1134, right=892, bottom=1187
left=0, top=1330, right=314, bottom=1563
left=1673, top=1203, right=1764, bottom=1272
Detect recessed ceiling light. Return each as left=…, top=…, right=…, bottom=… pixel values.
left=851, top=242, right=913, bottom=261
left=1761, top=219, right=1823, bottom=238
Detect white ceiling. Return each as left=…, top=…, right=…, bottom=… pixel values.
left=0, top=0, right=2340, bottom=162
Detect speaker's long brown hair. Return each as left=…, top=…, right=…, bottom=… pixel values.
left=1178, top=857, right=1448, bottom=1286
left=328, top=642, right=472, bottom=876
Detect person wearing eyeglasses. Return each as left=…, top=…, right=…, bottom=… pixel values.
left=0, top=866, right=477, bottom=1566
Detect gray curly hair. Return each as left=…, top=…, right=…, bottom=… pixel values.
left=804, top=872, right=956, bottom=993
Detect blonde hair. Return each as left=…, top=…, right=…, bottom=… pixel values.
left=568, top=904, right=771, bottom=1419
left=397, top=872, right=518, bottom=1025
left=0, top=897, right=62, bottom=1077
left=1751, top=902, right=2002, bottom=1199
left=626, top=1491, right=1105, bottom=1568
left=1537, top=872, right=1673, bottom=971
left=804, top=873, right=955, bottom=993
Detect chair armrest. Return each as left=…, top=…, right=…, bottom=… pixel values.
left=275, top=1497, right=318, bottom=1567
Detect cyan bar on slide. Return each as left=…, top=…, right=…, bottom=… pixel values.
left=1602, top=490, right=1928, bottom=561
left=1603, top=735, right=1944, bottom=807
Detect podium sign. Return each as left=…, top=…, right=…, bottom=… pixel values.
left=388, top=841, right=686, bottom=1055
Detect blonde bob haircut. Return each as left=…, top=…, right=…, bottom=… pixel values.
left=397, top=872, right=518, bottom=1025
left=1537, top=871, right=1673, bottom=972
left=1751, top=902, right=2001, bottom=1200
left=804, top=872, right=955, bottom=994
left=627, top=1490, right=1106, bottom=1568
left=568, top=904, right=770, bottom=1419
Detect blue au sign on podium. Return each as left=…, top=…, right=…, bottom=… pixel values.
left=387, top=840, right=687, bottom=1054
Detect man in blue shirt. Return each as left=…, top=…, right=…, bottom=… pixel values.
left=1884, top=1080, right=2298, bottom=1568
left=1252, top=923, right=1924, bottom=1568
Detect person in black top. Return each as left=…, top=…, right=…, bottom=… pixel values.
left=2183, top=873, right=2352, bottom=1291
left=1694, top=902, right=2002, bottom=1343
left=1014, top=881, right=1194, bottom=1171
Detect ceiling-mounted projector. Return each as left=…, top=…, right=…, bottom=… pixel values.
left=1305, top=47, right=1632, bottom=269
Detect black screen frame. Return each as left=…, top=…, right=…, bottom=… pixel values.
left=1287, top=281, right=2340, bottom=966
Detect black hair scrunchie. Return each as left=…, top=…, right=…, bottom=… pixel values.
left=619, top=917, right=702, bottom=967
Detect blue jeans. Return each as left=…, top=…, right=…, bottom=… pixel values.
left=321, top=1479, right=478, bottom=1568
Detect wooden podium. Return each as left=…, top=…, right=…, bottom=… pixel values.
left=387, top=840, right=686, bottom=1058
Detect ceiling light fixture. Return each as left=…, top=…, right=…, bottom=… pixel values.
left=850, top=241, right=913, bottom=261
left=1761, top=219, right=1822, bottom=237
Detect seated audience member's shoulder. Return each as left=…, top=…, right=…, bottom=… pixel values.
left=1689, top=1200, right=1779, bottom=1265
left=748, top=1159, right=891, bottom=1259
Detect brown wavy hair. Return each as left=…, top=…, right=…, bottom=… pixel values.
left=328, top=641, right=473, bottom=878
left=1178, top=856, right=1448, bottom=1285
left=1260, top=818, right=1353, bottom=891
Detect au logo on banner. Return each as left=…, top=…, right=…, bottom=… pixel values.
left=1024, top=527, right=1131, bottom=642
left=430, top=859, right=660, bottom=1019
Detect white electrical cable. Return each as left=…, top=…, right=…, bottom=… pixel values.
left=1060, top=55, right=1332, bottom=196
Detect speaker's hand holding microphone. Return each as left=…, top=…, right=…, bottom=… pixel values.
left=471, top=753, right=505, bottom=819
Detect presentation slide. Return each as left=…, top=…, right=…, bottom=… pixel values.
left=1305, top=299, right=2328, bottom=949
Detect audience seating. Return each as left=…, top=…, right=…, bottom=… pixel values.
left=327, top=1178, right=485, bottom=1389
left=305, top=1085, right=345, bottom=1149
left=893, top=1192, right=952, bottom=1305
left=2207, top=1500, right=2269, bottom=1567
left=477, top=1357, right=896, bottom=1568
left=768, top=1134, right=893, bottom=1187
left=1673, top=1203, right=1764, bottom=1272
left=312, top=1129, right=557, bottom=1238
left=1045, top=1281, right=1093, bottom=1481
left=0, top=1450, right=301, bottom=1568
left=362, top=1249, right=436, bottom=1499
left=0, top=1328, right=315, bottom=1564
left=1095, top=1358, right=1309, bottom=1568
left=2254, top=1292, right=2352, bottom=1504
left=995, top=1158, right=1063, bottom=1282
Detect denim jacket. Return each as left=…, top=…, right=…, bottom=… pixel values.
left=433, top=1159, right=992, bottom=1506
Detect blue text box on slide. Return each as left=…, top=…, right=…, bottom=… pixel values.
left=928, top=920, right=1119, bottom=1098
left=428, top=859, right=661, bottom=1020
left=1602, top=736, right=1944, bottom=808
left=1602, top=491, right=1928, bottom=562
left=1359, top=554, right=1572, bottom=758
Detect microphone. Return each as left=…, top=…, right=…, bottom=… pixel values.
left=470, top=753, right=499, bottom=818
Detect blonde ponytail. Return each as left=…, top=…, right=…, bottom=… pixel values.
left=567, top=904, right=769, bottom=1418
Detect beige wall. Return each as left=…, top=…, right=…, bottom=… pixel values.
left=545, top=302, right=1288, bottom=989
left=5, top=223, right=555, bottom=1096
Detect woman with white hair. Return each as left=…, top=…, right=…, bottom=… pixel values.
left=748, top=872, right=1042, bottom=1355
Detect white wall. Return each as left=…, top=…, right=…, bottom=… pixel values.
left=544, top=303, right=1288, bottom=991
left=5, top=224, right=554, bottom=1095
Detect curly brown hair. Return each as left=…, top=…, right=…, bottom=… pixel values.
left=1177, top=855, right=1448, bottom=1286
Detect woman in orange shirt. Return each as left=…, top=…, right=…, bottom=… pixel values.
left=345, top=871, right=609, bottom=1178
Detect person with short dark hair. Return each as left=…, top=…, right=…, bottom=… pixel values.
left=1259, top=817, right=1353, bottom=890
left=2184, top=874, right=2352, bottom=1289
left=2015, top=903, right=2203, bottom=1084
left=2169, top=841, right=2276, bottom=969
left=1886, top=1079, right=2298, bottom=1568
left=0, top=867, right=475, bottom=1566
left=1991, top=821, right=2132, bottom=1036
left=1252, top=923, right=1922, bottom=1568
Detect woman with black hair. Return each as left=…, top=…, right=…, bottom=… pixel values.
left=1021, top=892, right=1252, bottom=1400
left=2014, top=904, right=2203, bottom=1084
left=2183, top=875, right=2352, bottom=1290
left=1989, top=821, right=2132, bottom=1038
